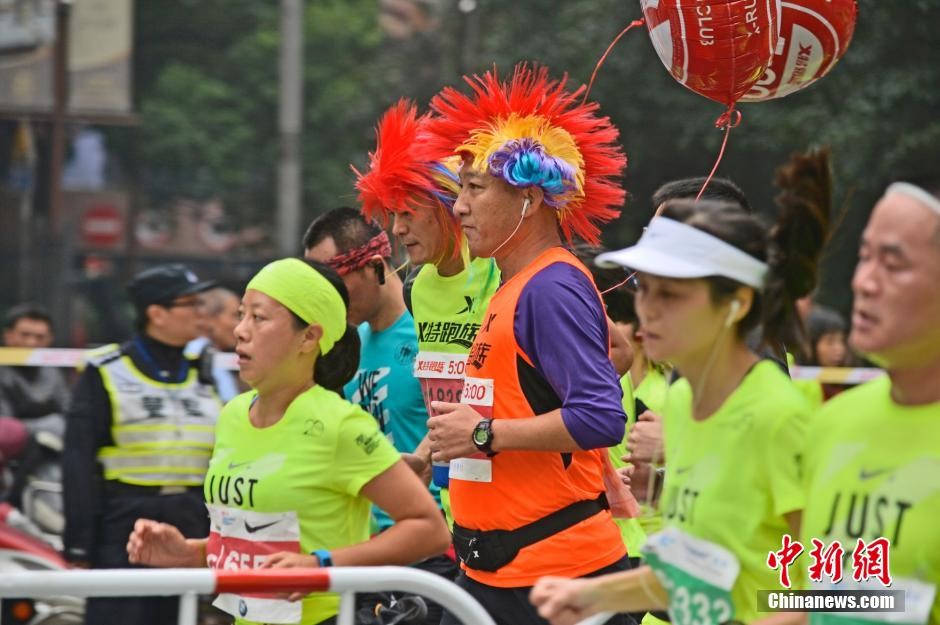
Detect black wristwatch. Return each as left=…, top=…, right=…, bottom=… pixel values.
left=471, top=418, right=497, bottom=456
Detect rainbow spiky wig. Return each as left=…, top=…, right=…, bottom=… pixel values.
left=353, top=99, right=462, bottom=255
left=421, top=64, right=626, bottom=245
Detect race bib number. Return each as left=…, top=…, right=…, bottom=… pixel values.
left=460, top=376, right=493, bottom=419
left=448, top=376, right=494, bottom=483
left=206, top=505, right=303, bottom=624
left=810, top=577, right=936, bottom=625
left=415, top=352, right=467, bottom=416
left=643, top=527, right=740, bottom=625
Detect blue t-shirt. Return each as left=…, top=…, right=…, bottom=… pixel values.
left=343, top=310, right=438, bottom=528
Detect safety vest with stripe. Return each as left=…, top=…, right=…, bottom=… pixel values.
left=91, top=344, right=222, bottom=486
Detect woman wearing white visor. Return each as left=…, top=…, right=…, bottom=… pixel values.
left=530, top=150, right=831, bottom=625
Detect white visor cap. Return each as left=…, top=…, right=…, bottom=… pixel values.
left=596, top=217, right=769, bottom=290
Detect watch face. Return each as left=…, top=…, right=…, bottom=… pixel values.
left=472, top=424, right=489, bottom=446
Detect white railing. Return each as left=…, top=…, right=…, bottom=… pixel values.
left=0, top=567, right=497, bottom=625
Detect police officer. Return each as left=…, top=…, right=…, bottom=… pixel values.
left=63, top=264, right=223, bottom=625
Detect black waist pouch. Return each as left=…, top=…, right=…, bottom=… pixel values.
left=452, top=494, right=609, bottom=572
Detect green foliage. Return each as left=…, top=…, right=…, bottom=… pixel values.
left=118, top=0, right=939, bottom=313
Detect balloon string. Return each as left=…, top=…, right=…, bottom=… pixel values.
left=583, top=18, right=646, bottom=103
left=695, top=105, right=743, bottom=201
left=601, top=271, right=638, bottom=296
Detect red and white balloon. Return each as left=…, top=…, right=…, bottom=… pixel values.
left=638, top=0, right=781, bottom=106
left=741, top=0, right=857, bottom=101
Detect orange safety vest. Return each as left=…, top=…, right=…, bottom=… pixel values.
left=451, top=246, right=626, bottom=587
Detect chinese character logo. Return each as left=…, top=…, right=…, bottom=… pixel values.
left=768, top=535, right=893, bottom=588
left=807, top=538, right=844, bottom=584
left=852, top=537, right=891, bottom=587
left=767, top=534, right=804, bottom=589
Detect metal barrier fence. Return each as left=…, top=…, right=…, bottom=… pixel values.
left=0, top=567, right=497, bottom=625
left=0, top=347, right=883, bottom=385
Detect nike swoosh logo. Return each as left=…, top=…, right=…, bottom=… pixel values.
left=244, top=520, right=280, bottom=534
left=859, top=468, right=893, bottom=480
left=228, top=461, right=252, bottom=470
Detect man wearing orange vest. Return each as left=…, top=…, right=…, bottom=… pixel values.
left=422, top=65, right=634, bottom=625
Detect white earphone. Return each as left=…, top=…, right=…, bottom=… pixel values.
left=724, top=299, right=742, bottom=328
left=522, top=197, right=531, bottom=215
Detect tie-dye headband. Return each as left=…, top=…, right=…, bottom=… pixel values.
left=421, top=64, right=627, bottom=245
left=327, top=231, right=392, bottom=276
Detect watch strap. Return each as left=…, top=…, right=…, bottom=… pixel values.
left=472, top=418, right=497, bottom=456
left=311, top=548, right=333, bottom=567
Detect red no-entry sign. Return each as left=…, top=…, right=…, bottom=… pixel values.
left=81, top=203, right=124, bottom=248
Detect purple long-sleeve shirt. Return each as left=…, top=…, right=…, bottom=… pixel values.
left=513, top=261, right=626, bottom=449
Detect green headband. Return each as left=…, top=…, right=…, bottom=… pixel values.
left=246, top=258, right=346, bottom=355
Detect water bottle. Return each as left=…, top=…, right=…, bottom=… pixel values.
left=432, top=460, right=450, bottom=488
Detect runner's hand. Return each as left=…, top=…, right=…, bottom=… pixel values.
left=530, top=576, right=603, bottom=625
left=427, top=401, right=482, bottom=461
left=262, top=552, right=321, bottom=601
left=127, top=519, right=198, bottom=567
left=626, top=410, right=664, bottom=463
left=617, top=464, right=634, bottom=487
left=401, top=452, right=432, bottom=486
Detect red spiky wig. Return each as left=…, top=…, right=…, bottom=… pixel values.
left=353, top=99, right=462, bottom=252
left=420, top=64, right=626, bottom=245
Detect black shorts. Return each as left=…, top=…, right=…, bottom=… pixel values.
left=439, top=556, right=637, bottom=625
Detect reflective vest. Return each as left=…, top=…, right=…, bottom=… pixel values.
left=91, top=344, right=221, bottom=486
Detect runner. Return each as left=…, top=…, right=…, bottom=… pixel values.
left=303, top=207, right=438, bottom=530
left=530, top=149, right=832, bottom=625
left=800, top=178, right=940, bottom=625
left=126, top=258, right=450, bottom=625
left=421, top=64, right=633, bottom=625
left=353, top=99, right=500, bottom=513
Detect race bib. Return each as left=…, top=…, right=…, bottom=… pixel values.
left=414, top=352, right=467, bottom=416
left=810, top=577, right=937, bottom=625
left=448, top=376, right=494, bottom=483
left=460, top=376, right=493, bottom=419
left=206, top=505, right=303, bottom=624
left=642, top=527, right=740, bottom=625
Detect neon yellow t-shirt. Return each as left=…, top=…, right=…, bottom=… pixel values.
left=802, top=376, right=940, bottom=625
left=794, top=378, right=824, bottom=409
left=635, top=366, right=669, bottom=416
left=656, top=360, right=808, bottom=623
left=204, top=386, right=400, bottom=625
left=634, top=367, right=669, bottom=539
left=610, top=367, right=672, bottom=554
left=411, top=256, right=499, bottom=527
left=410, top=256, right=500, bottom=354
left=610, top=374, right=647, bottom=554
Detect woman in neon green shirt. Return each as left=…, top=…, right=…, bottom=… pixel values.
left=531, top=150, right=831, bottom=625
left=126, top=258, right=450, bottom=625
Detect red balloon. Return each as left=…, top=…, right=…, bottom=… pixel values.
left=639, top=0, right=781, bottom=106
left=741, top=0, right=857, bottom=101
